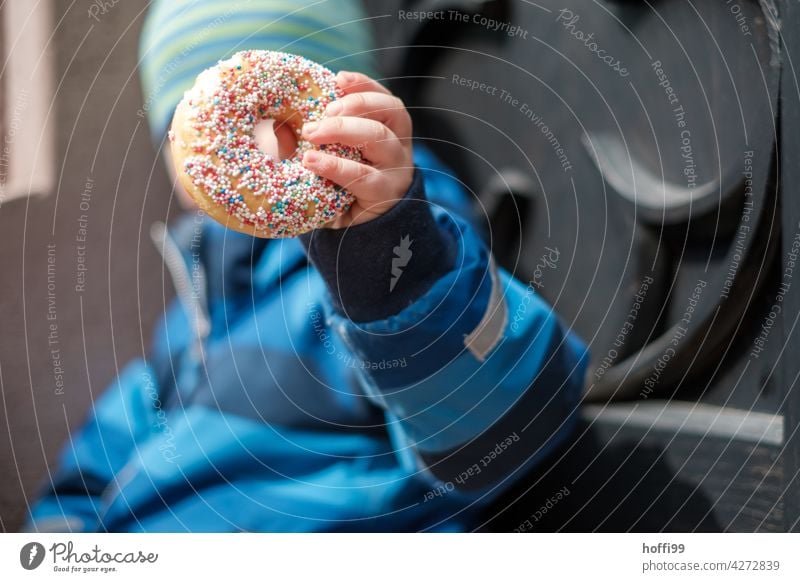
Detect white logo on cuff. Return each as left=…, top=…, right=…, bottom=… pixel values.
left=390, top=235, right=413, bottom=293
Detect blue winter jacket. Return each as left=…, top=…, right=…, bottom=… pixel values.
left=26, top=146, right=588, bottom=532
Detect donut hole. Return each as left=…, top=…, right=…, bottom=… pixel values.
left=254, top=118, right=298, bottom=160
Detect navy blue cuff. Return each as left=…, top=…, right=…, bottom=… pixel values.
left=299, top=168, right=455, bottom=322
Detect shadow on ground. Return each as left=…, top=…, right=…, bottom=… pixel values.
left=483, top=421, right=721, bottom=532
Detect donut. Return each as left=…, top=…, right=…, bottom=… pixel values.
left=168, top=50, right=362, bottom=238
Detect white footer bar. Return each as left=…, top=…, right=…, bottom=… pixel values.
left=1, top=533, right=798, bottom=581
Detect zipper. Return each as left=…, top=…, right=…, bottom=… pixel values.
left=149, top=221, right=211, bottom=347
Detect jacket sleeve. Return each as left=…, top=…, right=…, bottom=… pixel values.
left=300, top=146, right=589, bottom=502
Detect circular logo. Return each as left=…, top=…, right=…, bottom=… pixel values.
left=19, top=542, right=46, bottom=570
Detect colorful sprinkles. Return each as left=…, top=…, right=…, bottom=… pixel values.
left=169, top=50, right=361, bottom=238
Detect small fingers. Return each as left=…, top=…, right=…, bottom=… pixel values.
left=302, top=116, right=405, bottom=167
left=324, top=91, right=412, bottom=141
left=335, top=70, right=393, bottom=96
left=302, top=150, right=379, bottom=199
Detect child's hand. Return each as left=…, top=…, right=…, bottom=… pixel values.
left=301, top=71, right=413, bottom=228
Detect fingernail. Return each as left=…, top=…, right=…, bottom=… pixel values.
left=304, top=150, right=320, bottom=164
left=303, top=121, right=319, bottom=136
left=326, top=101, right=342, bottom=116
left=338, top=71, right=355, bottom=83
